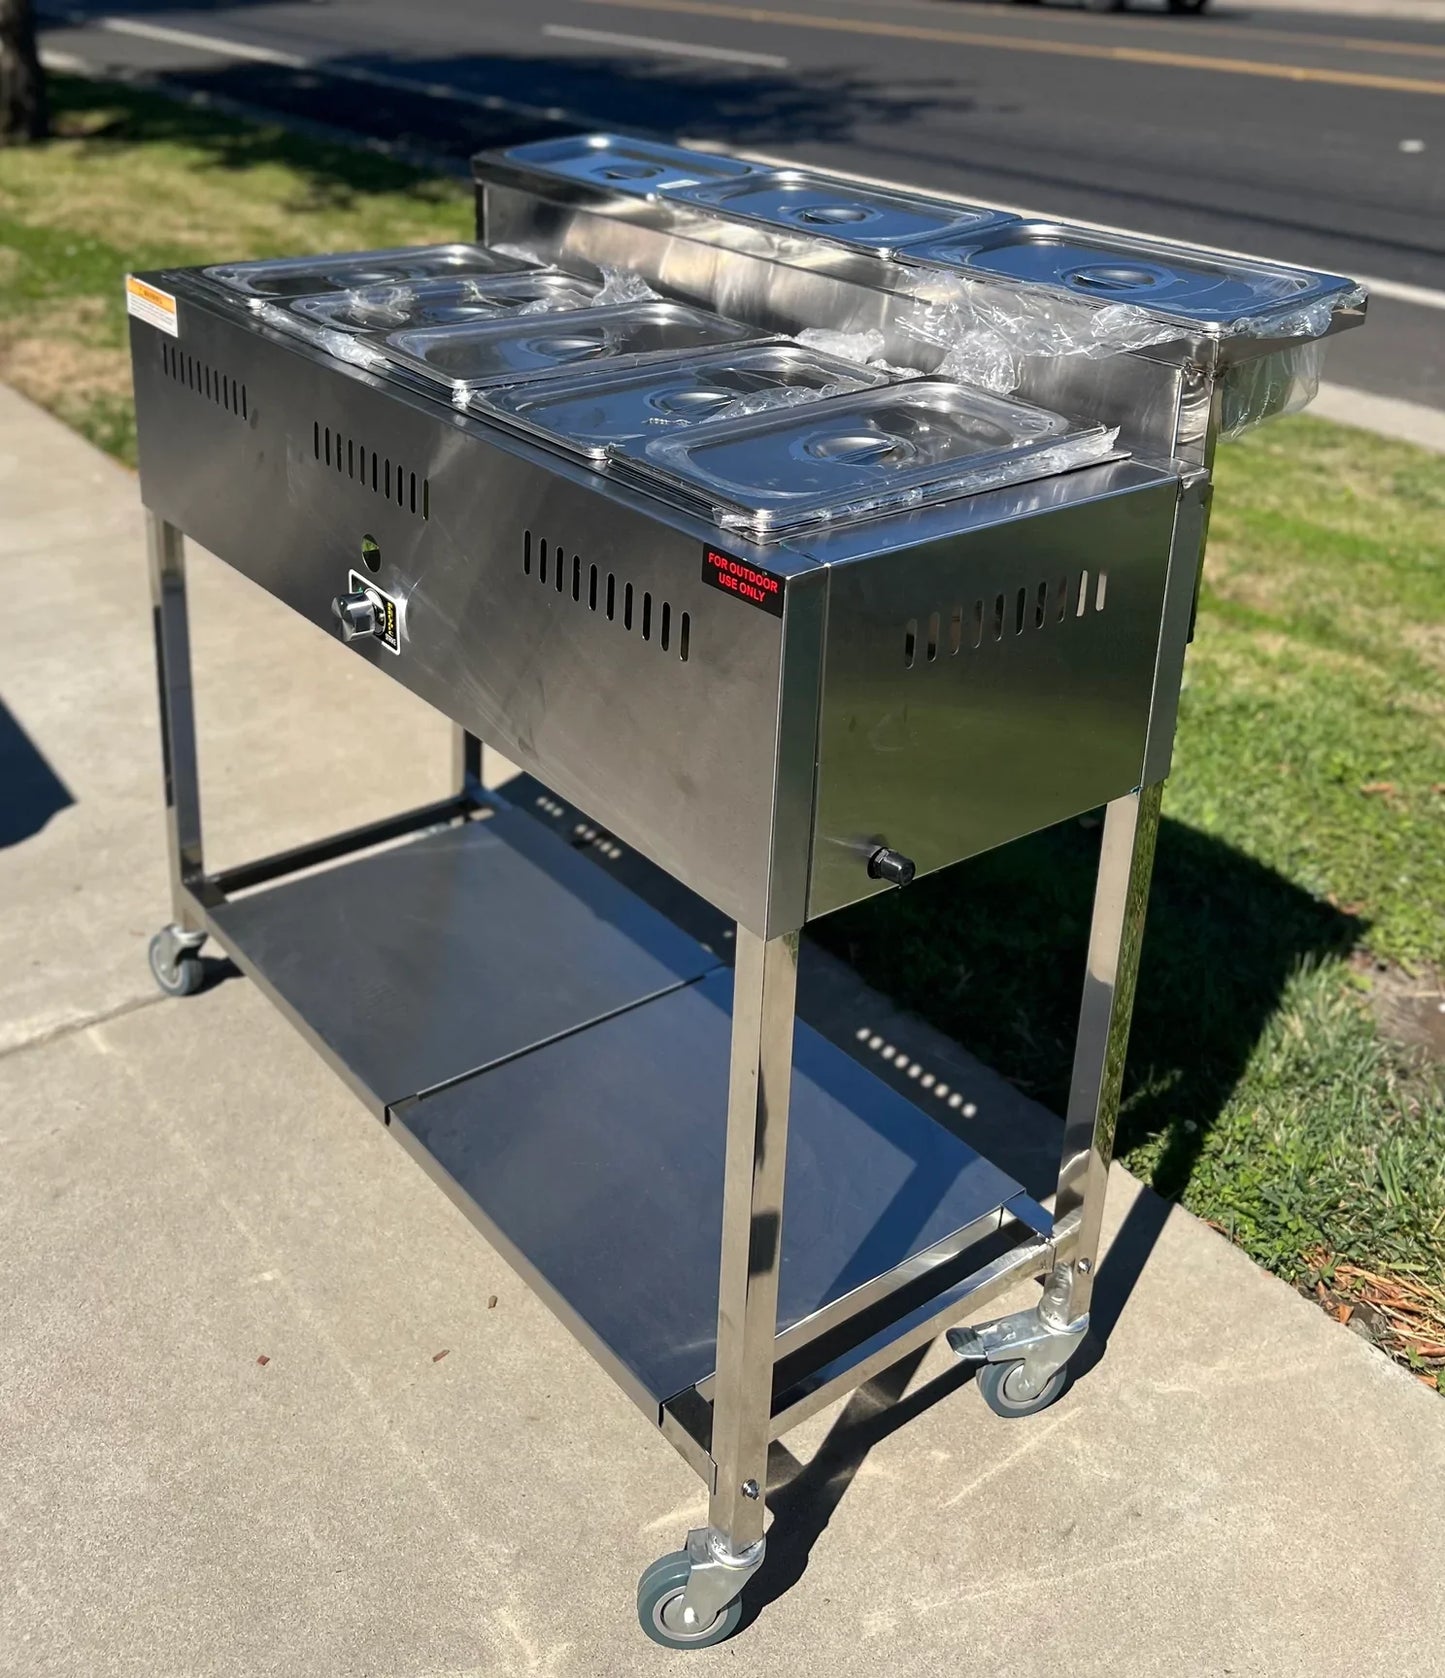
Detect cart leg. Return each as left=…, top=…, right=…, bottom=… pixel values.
left=453, top=726, right=483, bottom=803
left=146, top=512, right=209, bottom=996
left=638, top=926, right=798, bottom=1649
left=949, top=783, right=1163, bottom=1414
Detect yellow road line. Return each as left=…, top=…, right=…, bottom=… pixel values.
left=822, top=0, right=1445, bottom=62
left=580, top=0, right=1445, bottom=93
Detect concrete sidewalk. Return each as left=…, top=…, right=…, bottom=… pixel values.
left=2, top=383, right=1441, bottom=1678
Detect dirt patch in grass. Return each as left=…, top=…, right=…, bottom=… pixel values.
left=1356, top=954, right=1445, bottom=1063
left=0, top=300, right=132, bottom=442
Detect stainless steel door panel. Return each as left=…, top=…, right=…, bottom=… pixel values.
left=129, top=299, right=815, bottom=934
left=808, top=481, right=1180, bottom=917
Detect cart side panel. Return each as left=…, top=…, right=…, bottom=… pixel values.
left=808, top=478, right=1180, bottom=918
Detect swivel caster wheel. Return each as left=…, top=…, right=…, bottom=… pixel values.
left=148, top=928, right=206, bottom=998
left=977, top=1359, right=1071, bottom=1418
left=636, top=1551, right=744, bottom=1650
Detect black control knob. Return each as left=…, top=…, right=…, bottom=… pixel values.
left=867, top=847, right=916, bottom=888
left=332, top=589, right=379, bottom=642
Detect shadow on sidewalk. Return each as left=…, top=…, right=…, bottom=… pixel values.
left=0, top=699, right=73, bottom=848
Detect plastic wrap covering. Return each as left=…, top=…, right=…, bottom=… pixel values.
left=1218, top=341, right=1327, bottom=440
left=795, top=327, right=887, bottom=363
left=589, top=266, right=663, bottom=308
left=707, top=381, right=853, bottom=424
left=896, top=278, right=1180, bottom=395
left=1234, top=284, right=1366, bottom=341
left=255, top=303, right=387, bottom=369
left=506, top=265, right=655, bottom=315
left=792, top=330, right=921, bottom=383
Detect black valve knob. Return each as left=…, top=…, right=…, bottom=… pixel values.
left=868, top=847, right=916, bottom=888
left=332, top=589, right=379, bottom=642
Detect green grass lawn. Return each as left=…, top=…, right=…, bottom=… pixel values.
left=4, top=76, right=1443, bottom=1384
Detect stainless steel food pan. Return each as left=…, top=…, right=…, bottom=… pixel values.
left=280, top=270, right=602, bottom=337
left=380, top=300, right=774, bottom=393
left=472, top=342, right=891, bottom=462
left=203, top=242, right=532, bottom=302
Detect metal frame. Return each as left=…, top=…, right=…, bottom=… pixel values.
left=147, top=502, right=1161, bottom=1629
left=148, top=501, right=1161, bottom=1626
left=143, top=234, right=1172, bottom=1646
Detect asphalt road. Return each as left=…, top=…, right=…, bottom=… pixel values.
left=37, top=0, right=1445, bottom=408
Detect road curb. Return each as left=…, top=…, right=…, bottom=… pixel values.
left=1311, top=382, right=1445, bottom=454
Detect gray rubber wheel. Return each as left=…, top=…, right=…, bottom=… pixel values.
left=977, top=1359, right=1070, bottom=1417
left=148, top=932, right=204, bottom=998
left=637, top=1552, right=744, bottom=1650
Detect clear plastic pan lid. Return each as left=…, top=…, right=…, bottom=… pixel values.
left=381, top=302, right=774, bottom=393
left=284, top=270, right=601, bottom=336
left=898, top=221, right=1354, bottom=334
left=621, top=380, right=1115, bottom=536
left=473, top=343, right=891, bottom=461
left=203, top=243, right=533, bottom=302
left=500, top=133, right=758, bottom=195
left=662, top=171, right=1015, bottom=256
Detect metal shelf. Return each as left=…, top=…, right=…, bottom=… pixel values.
left=208, top=809, right=719, bottom=1114
left=395, top=967, right=1044, bottom=1419
left=204, top=805, right=1042, bottom=1426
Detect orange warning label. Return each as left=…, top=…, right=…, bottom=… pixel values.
left=125, top=275, right=179, bottom=338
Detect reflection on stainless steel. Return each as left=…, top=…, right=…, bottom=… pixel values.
left=473, top=342, right=888, bottom=461
left=898, top=220, right=1356, bottom=333
left=130, top=135, right=1364, bottom=1648
left=203, top=242, right=531, bottom=300
left=382, top=300, right=772, bottom=391
left=503, top=132, right=759, bottom=195
left=285, top=270, right=602, bottom=336
left=145, top=510, right=205, bottom=926
left=663, top=170, right=1014, bottom=256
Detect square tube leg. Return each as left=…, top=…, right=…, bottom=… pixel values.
left=453, top=726, right=483, bottom=802
left=948, top=783, right=1163, bottom=1401
left=1053, top=781, right=1164, bottom=1314
left=708, top=925, right=799, bottom=1552
left=661, top=926, right=798, bottom=1640
left=146, top=510, right=205, bottom=927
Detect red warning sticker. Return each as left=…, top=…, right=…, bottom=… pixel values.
left=701, top=547, right=785, bottom=617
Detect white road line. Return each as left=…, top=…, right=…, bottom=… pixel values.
left=704, top=143, right=1445, bottom=314
left=543, top=23, right=788, bottom=67
left=91, top=15, right=307, bottom=68
left=70, top=13, right=589, bottom=125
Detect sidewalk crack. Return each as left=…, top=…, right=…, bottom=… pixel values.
left=0, top=992, right=167, bottom=1062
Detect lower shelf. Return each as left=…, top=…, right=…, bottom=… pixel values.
left=396, top=968, right=1042, bottom=1418
left=204, top=804, right=1045, bottom=1431
left=208, top=809, right=718, bottom=1113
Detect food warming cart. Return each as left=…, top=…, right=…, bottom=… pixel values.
left=127, top=134, right=1363, bottom=1648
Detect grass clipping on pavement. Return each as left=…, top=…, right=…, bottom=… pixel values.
left=2, top=77, right=1443, bottom=1388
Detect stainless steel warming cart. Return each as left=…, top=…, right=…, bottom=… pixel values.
left=128, top=135, right=1363, bottom=1649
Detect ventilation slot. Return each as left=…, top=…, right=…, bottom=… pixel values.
left=160, top=340, right=247, bottom=420
left=522, top=530, right=689, bottom=662
left=904, top=567, right=1108, bottom=666
left=312, top=421, right=429, bottom=520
